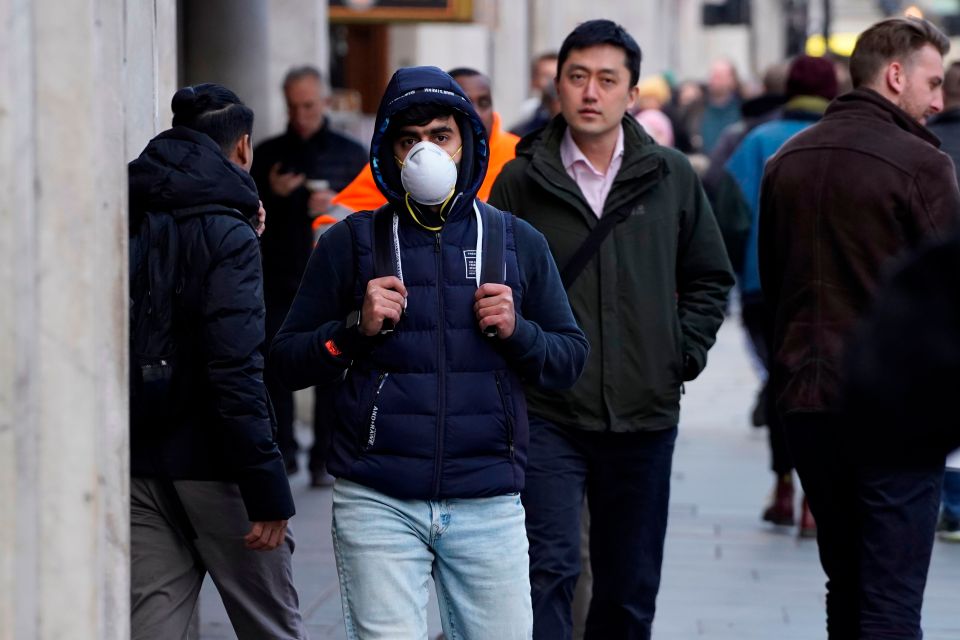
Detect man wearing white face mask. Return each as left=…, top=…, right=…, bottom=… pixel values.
left=270, top=66, right=588, bottom=639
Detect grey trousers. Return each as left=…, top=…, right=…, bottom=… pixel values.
left=130, top=478, right=307, bottom=640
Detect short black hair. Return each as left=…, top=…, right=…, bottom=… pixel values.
left=446, top=67, right=483, bottom=82
left=557, top=19, right=642, bottom=87
left=171, top=83, right=254, bottom=155
left=388, top=103, right=456, bottom=141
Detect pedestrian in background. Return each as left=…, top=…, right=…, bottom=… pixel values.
left=701, top=62, right=788, bottom=270
left=696, top=58, right=744, bottom=154
left=759, top=17, right=960, bottom=638
left=491, top=19, right=734, bottom=640
left=511, top=51, right=560, bottom=135
left=251, top=65, right=367, bottom=486
left=128, top=83, right=304, bottom=640
left=920, top=59, right=960, bottom=544
left=724, top=54, right=840, bottom=536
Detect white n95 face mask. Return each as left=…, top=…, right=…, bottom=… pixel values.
left=398, top=141, right=459, bottom=206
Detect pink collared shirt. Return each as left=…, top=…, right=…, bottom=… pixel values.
left=560, top=125, right=625, bottom=218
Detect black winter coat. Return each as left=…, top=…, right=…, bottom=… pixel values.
left=252, top=122, right=367, bottom=309
left=129, top=127, right=294, bottom=522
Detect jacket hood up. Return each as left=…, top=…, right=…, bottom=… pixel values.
left=128, top=126, right=260, bottom=225
left=370, top=66, right=489, bottom=221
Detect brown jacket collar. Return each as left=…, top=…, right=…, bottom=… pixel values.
left=826, top=88, right=941, bottom=148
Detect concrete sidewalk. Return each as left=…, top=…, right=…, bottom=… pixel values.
left=198, top=316, right=960, bottom=639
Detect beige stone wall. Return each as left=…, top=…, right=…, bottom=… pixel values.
left=182, top=0, right=271, bottom=140
left=0, top=1, right=174, bottom=637
left=125, top=0, right=178, bottom=160
left=265, top=0, right=331, bottom=140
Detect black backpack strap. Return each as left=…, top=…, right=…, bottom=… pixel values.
left=371, top=204, right=396, bottom=279
left=475, top=202, right=508, bottom=337
left=559, top=204, right=632, bottom=290
left=370, top=204, right=398, bottom=332
left=479, top=202, right=506, bottom=286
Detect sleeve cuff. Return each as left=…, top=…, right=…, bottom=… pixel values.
left=501, top=315, right=539, bottom=358
left=323, top=324, right=381, bottom=361
left=237, top=460, right=296, bottom=521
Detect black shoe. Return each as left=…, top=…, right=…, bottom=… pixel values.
left=751, top=385, right=768, bottom=427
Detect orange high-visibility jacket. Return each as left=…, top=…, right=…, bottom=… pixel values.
left=330, top=112, right=520, bottom=217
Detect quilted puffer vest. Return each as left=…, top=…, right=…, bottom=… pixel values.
left=328, top=204, right=528, bottom=499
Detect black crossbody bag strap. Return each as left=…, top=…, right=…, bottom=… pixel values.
left=560, top=204, right=632, bottom=290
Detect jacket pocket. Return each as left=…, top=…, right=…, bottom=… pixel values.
left=360, top=372, right=389, bottom=452
left=265, top=393, right=279, bottom=440
left=494, top=371, right=515, bottom=460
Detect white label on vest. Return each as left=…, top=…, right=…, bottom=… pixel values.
left=463, top=250, right=478, bottom=280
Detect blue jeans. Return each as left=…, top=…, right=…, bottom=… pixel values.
left=523, top=416, right=677, bottom=640
left=942, top=469, right=960, bottom=522
left=331, top=479, right=533, bottom=639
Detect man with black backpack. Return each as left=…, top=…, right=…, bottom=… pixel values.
left=270, top=66, right=588, bottom=638
left=489, top=21, right=734, bottom=639
left=128, top=83, right=304, bottom=639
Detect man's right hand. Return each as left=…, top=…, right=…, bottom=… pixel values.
left=360, top=276, right=407, bottom=336
left=244, top=520, right=288, bottom=551
left=268, top=163, right=306, bottom=198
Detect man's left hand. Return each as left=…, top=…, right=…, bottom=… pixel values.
left=474, top=283, right=516, bottom=339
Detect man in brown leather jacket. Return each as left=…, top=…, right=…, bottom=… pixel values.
left=759, top=17, right=960, bottom=639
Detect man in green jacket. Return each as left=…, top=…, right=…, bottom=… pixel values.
left=490, top=20, right=734, bottom=640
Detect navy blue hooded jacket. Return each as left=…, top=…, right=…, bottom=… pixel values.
left=129, top=126, right=295, bottom=522
left=270, top=67, right=588, bottom=499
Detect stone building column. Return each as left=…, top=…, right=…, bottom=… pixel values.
left=488, top=0, right=530, bottom=129
left=265, top=0, right=330, bottom=139
left=181, top=0, right=271, bottom=137
left=752, top=1, right=787, bottom=78
left=181, top=0, right=331, bottom=144
left=125, top=0, right=179, bottom=159
left=0, top=1, right=172, bottom=638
